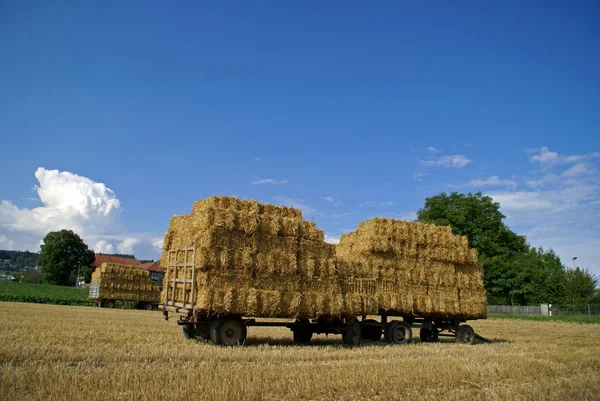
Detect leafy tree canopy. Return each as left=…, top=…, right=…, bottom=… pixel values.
left=417, top=191, right=595, bottom=306
left=0, top=250, right=39, bottom=271
left=38, top=230, right=95, bottom=286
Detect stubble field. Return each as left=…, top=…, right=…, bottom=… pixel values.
left=1, top=302, right=599, bottom=401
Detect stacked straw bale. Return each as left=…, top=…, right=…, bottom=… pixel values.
left=336, top=218, right=487, bottom=319
left=91, top=263, right=160, bottom=302
left=161, top=196, right=340, bottom=318
left=161, top=197, right=486, bottom=320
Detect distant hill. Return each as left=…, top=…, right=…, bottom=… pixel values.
left=99, top=253, right=137, bottom=260
left=0, top=250, right=40, bottom=271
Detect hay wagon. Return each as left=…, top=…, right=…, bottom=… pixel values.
left=89, top=263, right=161, bottom=310
left=89, top=283, right=157, bottom=310
left=161, top=245, right=486, bottom=346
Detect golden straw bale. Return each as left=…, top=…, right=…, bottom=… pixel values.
left=161, top=197, right=486, bottom=320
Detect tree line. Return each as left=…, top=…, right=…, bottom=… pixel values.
left=417, top=192, right=598, bottom=306
left=0, top=250, right=40, bottom=271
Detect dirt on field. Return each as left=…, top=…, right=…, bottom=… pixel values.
left=1, top=302, right=599, bottom=401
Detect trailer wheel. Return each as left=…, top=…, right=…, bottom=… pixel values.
left=292, top=319, right=312, bottom=345
left=210, top=317, right=247, bottom=346
left=104, top=300, right=115, bottom=309
left=456, top=325, right=475, bottom=344
left=419, top=328, right=439, bottom=343
left=342, top=319, right=362, bottom=346
left=361, top=319, right=382, bottom=342
left=385, top=321, right=412, bottom=344
left=143, top=303, right=154, bottom=311
left=194, top=323, right=210, bottom=341
left=293, top=329, right=313, bottom=344
left=182, top=324, right=195, bottom=339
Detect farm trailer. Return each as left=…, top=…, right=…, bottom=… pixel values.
left=89, top=283, right=158, bottom=310
left=161, top=246, right=487, bottom=346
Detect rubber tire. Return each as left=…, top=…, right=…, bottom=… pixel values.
left=144, top=303, right=154, bottom=311
left=420, top=327, right=439, bottom=343
left=361, top=319, right=382, bottom=342
left=385, top=321, right=412, bottom=344
left=293, top=329, right=313, bottom=345
left=456, top=324, right=475, bottom=344
left=342, top=319, right=362, bottom=346
left=104, top=300, right=115, bottom=309
left=210, top=317, right=247, bottom=346
left=182, top=324, right=195, bottom=340
left=196, top=323, right=211, bottom=340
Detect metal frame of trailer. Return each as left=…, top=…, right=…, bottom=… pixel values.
left=161, top=246, right=488, bottom=346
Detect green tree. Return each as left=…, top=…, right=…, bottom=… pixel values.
left=563, top=267, right=597, bottom=304
left=22, top=269, right=43, bottom=284
left=511, top=247, right=565, bottom=305
left=38, top=230, right=95, bottom=286
left=417, top=192, right=529, bottom=304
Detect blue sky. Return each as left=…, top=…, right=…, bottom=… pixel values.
left=1, top=2, right=599, bottom=276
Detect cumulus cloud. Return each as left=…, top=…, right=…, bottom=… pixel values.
left=94, top=239, right=115, bottom=254
left=0, top=168, right=122, bottom=237
left=0, top=168, right=162, bottom=260
left=427, top=146, right=441, bottom=153
left=251, top=177, right=288, bottom=185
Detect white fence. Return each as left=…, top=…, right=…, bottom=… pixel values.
left=488, top=305, right=542, bottom=316
left=488, top=304, right=598, bottom=316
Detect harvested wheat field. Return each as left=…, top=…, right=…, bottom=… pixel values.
left=1, top=303, right=599, bottom=401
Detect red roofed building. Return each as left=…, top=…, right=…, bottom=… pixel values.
left=141, top=261, right=165, bottom=282
left=92, top=254, right=141, bottom=269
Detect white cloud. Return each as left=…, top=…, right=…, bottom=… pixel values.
left=413, top=169, right=427, bottom=181
left=0, top=168, right=162, bottom=260
left=530, top=146, right=559, bottom=165
left=420, top=155, right=471, bottom=169
left=322, top=196, right=342, bottom=206
left=117, top=237, right=141, bottom=254
left=0, top=168, right=121, bottom=237
left=427, top=146, right=441, bottom=153
left=330, top=212, right=352, bottom=219
left=0, top=234, right=14, bottom=249
left=152, top=237, right=164, bottom=251
left=251, top=177, right=288, bottom=185
left=482, top=148, right=600, bottom=277
left=94, top=239, right=115, bottom=254
left=396, top=211, right=417, bottom=221
left=359, top=200, right=396, bottom=208
left=468, top=176, right=518, bottom=190
left=324, top=235, right=340, bottom=244
left=273, top=196, right=316, bottom=217
left=561, top=163, right=589, bottom=178
left=530, top=147, right=600, bottom=167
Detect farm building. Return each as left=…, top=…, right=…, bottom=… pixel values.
left=141, top=261, right=165, bottom=282
left=92, top=254, right=141, bottom=270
